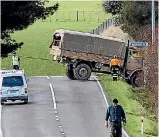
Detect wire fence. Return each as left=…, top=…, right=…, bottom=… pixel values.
left=89, top=16, right=119, bottom=35
left=42, top=10, right=110, bottom=22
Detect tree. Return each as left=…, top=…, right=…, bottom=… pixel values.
left=119, top=1, right=158, bottom=39
left=1, top=1, right=59, bottom=57
left=102, top=1, right=124, bottom=15
left=102, top=1, right=158, bottom=40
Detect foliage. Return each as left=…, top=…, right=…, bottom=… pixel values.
left=102, top=1, right=158, bottom=39
left=102, top=1, right=124, bottom=15
left=1, top=1, right=59, bottom=56
left=120, top=1, right=158, bottom=39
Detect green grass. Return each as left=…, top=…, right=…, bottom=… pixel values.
left=97, top=74, right=158, bottom=137
left=1, top=1, right=111, bottom=75
left=1, top=2, right=157, bottom=137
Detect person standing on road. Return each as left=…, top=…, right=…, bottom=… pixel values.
left=12, top=51, right=20, bottom=70
left=105, top=99, right=126, bottom=137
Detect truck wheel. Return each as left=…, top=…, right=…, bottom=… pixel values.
left=74, top=63, right=91, bottom=80
left=66, top=64, right=76, bottom=80
left=130, top=71, right=144, bottom=87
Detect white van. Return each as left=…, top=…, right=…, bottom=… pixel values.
left=0, top=69, right=28, bottom=105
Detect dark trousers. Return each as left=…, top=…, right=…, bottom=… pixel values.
left=110, top=121, right=122, bottom=137
left=13, top=65, right=19, bottom=70
left=110, top=65, right=120, bottom=76
left=111, top=65, right=120, bottom=71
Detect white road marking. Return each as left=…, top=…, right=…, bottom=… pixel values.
left=0, top=105, right=3, bottom=137
left=49, top=83, right=57, bottom=110
left=46, top=76, right=50, bottom=79
left=92, top=76, right=109, bottom=107
left=93, top=76, right=130, bottom=137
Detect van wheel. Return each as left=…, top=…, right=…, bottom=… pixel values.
left=66, top=64, right=76, bottom=80
left=24, top=99, right=28, bottom=104
left=1, top=102, right=4, bottom=105
left=74, top=63, right=91, bottom=80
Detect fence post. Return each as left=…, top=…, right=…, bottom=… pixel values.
left=110, top=18, right=112, bottom=26
left=83, top=11, right=85, bottom=21
left=77, top=10, right=79, bottom=21
left=107, top=19, right=110, bottom=27
left=141, top=116, right=144, bottom=135
left=98, top=26, right=100, bottom=35
left=69, top=11, right=70, bottom=21
left=103, top=22, right=105, bottom=30
left=112, top=17, right=115, bottom=26
left=105, top=21, right=107, bottom=29
left=56, top=12, right=58, bottom=22
left=95, top=28, right=97, bottom=34
left=63, top=11, right=65, bottom=21
left=103, top=22, right=104, bottom=32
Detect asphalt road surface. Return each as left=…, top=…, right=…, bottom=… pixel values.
left=2, top=76, right=127, bottom=137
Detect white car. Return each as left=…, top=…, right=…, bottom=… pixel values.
left=0, top=69, right=28, bottom=105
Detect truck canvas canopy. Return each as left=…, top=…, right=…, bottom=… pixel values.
left=50, top=29, right=126, bottom=64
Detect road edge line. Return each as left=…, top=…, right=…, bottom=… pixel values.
left=93, top=76, right=130, bottom=137
left=0, top=105, right=3, bottom=137
left=49, top=83, right=57, bottom=110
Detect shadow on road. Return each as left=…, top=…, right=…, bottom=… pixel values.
left=3, top=101, right=34, bottom=106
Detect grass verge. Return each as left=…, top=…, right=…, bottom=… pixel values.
left=97, top=74, right=158, bottom=137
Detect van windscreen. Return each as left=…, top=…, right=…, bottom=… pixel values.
left=2, top=76, right=24, bottom=87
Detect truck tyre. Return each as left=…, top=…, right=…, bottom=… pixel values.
left=130, top=70, right=144, bottom=87
left=74, top=63, right=91, bottom=80
left=66, top=64, right=76, bottom=80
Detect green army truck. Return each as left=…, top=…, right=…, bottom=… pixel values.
left=49, top=29, right=144, bottom=87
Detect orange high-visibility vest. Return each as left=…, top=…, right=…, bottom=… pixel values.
left=110, top=59, right=120, bottom=66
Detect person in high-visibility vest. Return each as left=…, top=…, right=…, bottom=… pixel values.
left=12, top=51, right=20, bottom=70
left=110, top=55, right=120, bottom=72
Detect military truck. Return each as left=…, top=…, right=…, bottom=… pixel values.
left=49, top=29, right=144, bottom=87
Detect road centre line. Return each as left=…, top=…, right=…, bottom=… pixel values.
left=49, top=83, right=57, bottom=110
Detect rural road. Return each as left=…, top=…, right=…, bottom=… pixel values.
left=1, top=76, right=128, bottom=137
